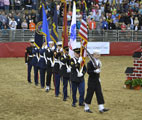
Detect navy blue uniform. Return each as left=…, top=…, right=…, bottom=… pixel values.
left=25, top=46, right=35, bottom=83
left=60, top=54, right=71, bottom=100
left=85, top=60, right=104, bottom=105
left=53, top=50, right=62, bottom=96
left=45, top=48, right=54, bottom=90
left=70, top=57, right=86, bottom=106
left=31, top=48, right=39, bottom=85
left=37, top=48, right=47, bottom=88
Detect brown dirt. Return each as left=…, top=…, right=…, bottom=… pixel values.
left=0, top=56, right=142, bottom=120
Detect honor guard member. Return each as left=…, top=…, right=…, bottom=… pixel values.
left=60, top=46, right=71, bottom=101
left=25, top=38, right=35, bottom=83
left=45, top=41, right=55, bottom=92
left=53, top=41, right=62, bottom=97
left=32, top=46, right=39, bottom=86
left=84, top=50, right=109, bottom=113
left=70, top=48, right=86, bottom=107
left=37, top=42, right=47, bottom=88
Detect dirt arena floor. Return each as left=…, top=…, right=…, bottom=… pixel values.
left=0, top=56, right=142, bottom=120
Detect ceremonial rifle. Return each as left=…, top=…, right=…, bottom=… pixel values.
left=83, top=46, right=100, bottom=69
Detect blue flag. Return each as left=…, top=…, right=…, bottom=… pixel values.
left=42, top=4, right=50, bottom=46
left=34, top=5, right=43, bottom=48
left=50, top=4, right=58, bottom=44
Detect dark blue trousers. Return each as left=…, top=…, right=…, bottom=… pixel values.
left=27, top=63, right=32, bottom=83
left=34, top=66, right=38, bottom=85
left=40, top=68, right=46, bottom=88
left=72, top=80, right=85, bottom=104
left=63, top=77, right=69, bottom=99
left=54, top=73, right=60, bottom=96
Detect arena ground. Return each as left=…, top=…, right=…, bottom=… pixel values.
left=0, top=56, right=142, bottom=120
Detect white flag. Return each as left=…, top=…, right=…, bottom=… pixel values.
left=69, top=1, right=76, bottom=58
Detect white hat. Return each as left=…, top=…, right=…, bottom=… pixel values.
left=93, top=49, right=100, bottom=54
left=49, top=41, right=54, bottom=44
left=57, top=41, right=62, bottom=46
left=29, top=38, right=34, bottom=42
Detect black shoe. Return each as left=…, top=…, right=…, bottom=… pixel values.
left=45, top=89, right=49, bottom=92
left=28, top=81, right=32, bottom=84
left=55, top=95, right=59, bottom=97
left=63, top=98, right=67, bottom=101
left=99, top=108, right=109, bottom=113
left=79, top=103, right=85, bottom=106
left=35, top=84, right=38, bottom=86
left=72, top=103, right=76, bottom=107
left=84, top=109, right=93, bottom=113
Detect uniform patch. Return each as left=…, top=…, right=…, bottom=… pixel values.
left=61, top=57, right=64, bottom=60
left=71, top=61, right=74, bottom=65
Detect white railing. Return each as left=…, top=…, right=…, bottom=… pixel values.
left=0, top=29, right=142, bottom=42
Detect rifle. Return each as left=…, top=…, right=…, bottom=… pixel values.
left=83, top=47, right=100, bottom=69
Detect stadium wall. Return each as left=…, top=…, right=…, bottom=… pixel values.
left=0, top=42, right=141, bottom=58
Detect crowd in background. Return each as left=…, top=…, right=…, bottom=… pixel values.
left=0, top=0, right=142, bottom=31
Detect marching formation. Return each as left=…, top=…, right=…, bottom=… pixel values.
left=25, top=38, right=109, bottom=114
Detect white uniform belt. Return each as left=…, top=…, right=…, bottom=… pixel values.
left=54, top=60, right=60, bottom=64
left=40, top=55, right=44, bottom=58
left=29, top=55, right=33, bottom=57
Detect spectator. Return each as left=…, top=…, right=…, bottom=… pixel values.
left=138, top=5, right=142, bottom=15
left=89, top=18, right=96, bottom=30
left=29, top=19, right=35, bottom=31
left=4, top=0, right=10, bottom=11
left=14, top=12, right=22, bottom=29
left=21, top=19, right=28, bottom=29
left=129, top=15, right=134, bottom=30
left=15, top=0, right=21, bottom=10
left=121, top=22, right=126, bottom=31
left=31, top=9, right=36, bottom=23
left=138, top=14, right=142, bottom=30
left=76, top=11, right=82, bottom=28
left=9, top=17, right=17, bottom=30
left=0, top=0, right=4, bottom=9
left=102, top=17, right=108, bottom=30
left=32, top=0, right=37, bottom=10
left=67, top=11, right=72, bottom=26
left=108, top=20, right=116, bottom=30
left=24, top=0, right=32, bottom=10
left=134, top=16, right=139, bottom=26
left=115, top=22, right=121, bottom=30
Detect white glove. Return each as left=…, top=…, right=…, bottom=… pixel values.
left=99, top=79, right=101, bottom=82
left=47, top=48, right=50, bottom=52
left=51, top=46, right=55, bottom=51
left=94, top=69, right=101, bottom=73
left=60, top=48, right=63, bottom=52
left=77, top=72, right=83, bottom=77
left=63, top=54, right=66, bottom=58
left=25, top=63, right=27, bottom=65
left=51, top=62, right=54, bottom=67
left=78, top=57, right=82, bottom=63
left=67, top=67, right=71, bottom=73
left=44, top=45, right=48, bottom=49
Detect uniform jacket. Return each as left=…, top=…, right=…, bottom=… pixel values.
left=60, top=54, right=71, bottom=79
left=53, top=50, right=62, bottom=74
left=37, top=48, right=46, bottom=69
left=25, top=46, right=34, bottom=64
left=45, top=49, right=54, bottom=73
left=70, top=57, right=86, bottom=83
left=87, top=60, right=101, bottom=87
left=31, top=48, right=39, bottom=67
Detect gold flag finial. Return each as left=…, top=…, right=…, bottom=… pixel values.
left=61, top=0, right=66, bottom=3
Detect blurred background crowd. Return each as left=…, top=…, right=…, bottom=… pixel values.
left=0, top=0, right=142, bottom=31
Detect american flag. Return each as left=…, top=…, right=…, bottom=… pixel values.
left=78, top=1, right=88, bottom=68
